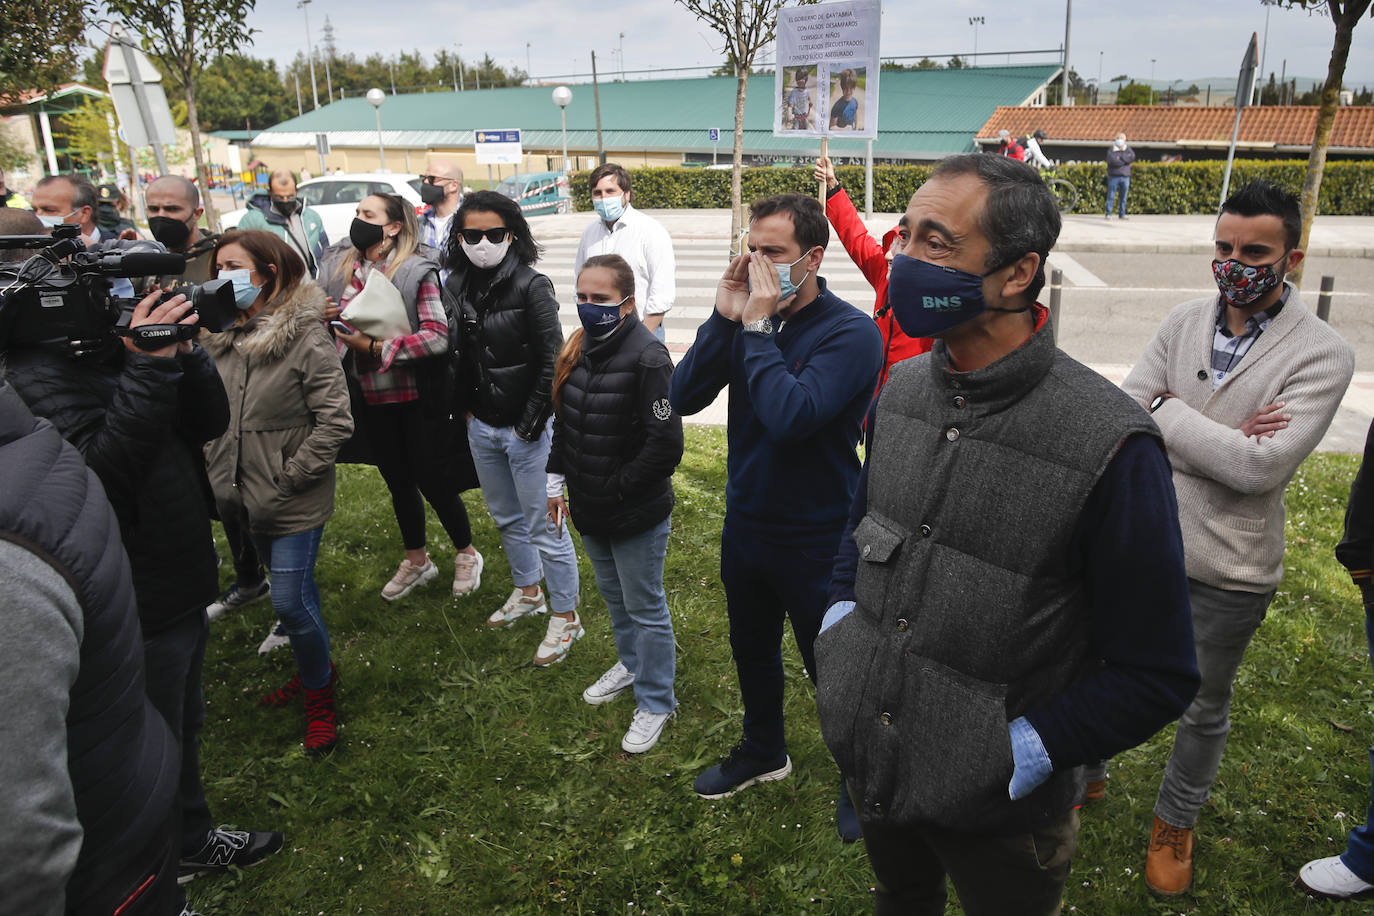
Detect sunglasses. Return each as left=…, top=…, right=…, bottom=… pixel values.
left=459, top=227, right=510, bottom=245
left=422, top=174, right=458, bottom=184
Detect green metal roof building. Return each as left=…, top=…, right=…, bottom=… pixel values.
left=249, top=66, right=1060, bottom=173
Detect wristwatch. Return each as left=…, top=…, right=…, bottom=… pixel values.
left=1149, top=394, right=1170, bottom=413
left=742, top=316, right=775, bottom=336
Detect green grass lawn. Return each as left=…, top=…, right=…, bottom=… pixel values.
left=189, top=431, right=1374, bottom=914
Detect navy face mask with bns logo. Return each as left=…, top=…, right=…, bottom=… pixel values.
left=886, top=253, right=1028, bottom=338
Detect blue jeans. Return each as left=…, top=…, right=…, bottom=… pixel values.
left=720, top=520, right=837, bottom=758
left=1155, top=579, right=1273, bottom=827
left=582, top=518, right=676, bottom=714
left=1341, top=586, right=1374, bottom=880
left=1106, top=175, right=1130, bottom=216
left=254, top=526, right=332, bottom=689
left=467, top=416, right=580, bottom=612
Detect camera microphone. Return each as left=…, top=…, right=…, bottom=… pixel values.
left=101, top=251, right=187, bottom=276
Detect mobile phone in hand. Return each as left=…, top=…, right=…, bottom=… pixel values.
left=329, top=320, right=353, bottom=333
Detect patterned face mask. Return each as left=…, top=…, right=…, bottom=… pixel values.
left=1211, top=252, right=1288, bottom=307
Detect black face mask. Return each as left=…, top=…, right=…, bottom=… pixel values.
left=148, top=215, right=193, bottom=249
left=349, top=218, right=386, bottom=252
left=272, top=197, right=298, bottom=216
left=419, top=182, right=445, bottom=207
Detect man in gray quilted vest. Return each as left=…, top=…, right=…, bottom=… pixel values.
left=816, top=153, right=1200, bottom=915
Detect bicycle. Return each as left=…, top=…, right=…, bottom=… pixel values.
left=1039, top=167, right=1079, bottom=214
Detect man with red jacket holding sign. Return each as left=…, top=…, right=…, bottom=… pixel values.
left=816, top=157, right=931, bottom=391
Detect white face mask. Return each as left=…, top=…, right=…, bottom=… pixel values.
left=460, top=236, right=511, bottom=269
left=1115, top=138, right=1127, bottom=149
left=38, top=211, right=77, bottom=229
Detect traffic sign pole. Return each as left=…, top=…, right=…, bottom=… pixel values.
left=116, top=35, right=169, bottom=174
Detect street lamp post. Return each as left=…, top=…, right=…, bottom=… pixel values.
left=298, top=0, right=320, bottom=110
left=457, top=45, right=465, bottom=92
left=1097, top=50, right=1103, bottom=104
left=526, top=42, right=532, bottom=84
left=1150, top=58, right=1156, bottom=105
left=968, top=17, right=984, bottom=67
left=618, top=33, right=626, bottom=81
left=552, top=86, right=573, bottom=173
left=367, top=88, right=387, bottom=171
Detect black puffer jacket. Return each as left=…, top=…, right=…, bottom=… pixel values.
left=4, top=343, right=229, bottom=632
left=447, top=252, right=562, bottom=439
left=0, top=383, right=179, bottom=914
left=547, top=313, right=683, bottom=538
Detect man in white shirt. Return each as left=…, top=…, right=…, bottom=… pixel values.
left=420, top=159, right=464, bottom=276
left=1024, top=130, right=1053, bottom=169
left=574, top=163, right=675, bottom=340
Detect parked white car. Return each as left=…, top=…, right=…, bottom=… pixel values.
left=220, top=173, right=425, bottom=243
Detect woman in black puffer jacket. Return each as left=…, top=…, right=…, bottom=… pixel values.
left=446, top=191, right=581, bottom=666
left=547, top=254, right=683, bottom=754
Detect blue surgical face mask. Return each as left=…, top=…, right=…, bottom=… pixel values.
left=576, top=295, right=629, bottom=334
left=747, top=248, right=815, bottom=302
left=592, top=194, right=625, bottom=222
left=220, top=268, right=263, bottom=310
left=885, top=254, right=1028, bottom=338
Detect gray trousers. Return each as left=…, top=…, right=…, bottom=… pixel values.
left=1154, top=578, right=1274, bottom=828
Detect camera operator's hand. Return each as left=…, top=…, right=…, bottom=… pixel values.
left=124, top=291, right=197, bottom=359
left=118, top=228, right=140, bottom=241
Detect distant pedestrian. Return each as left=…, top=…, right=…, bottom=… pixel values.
left=1106, top=133, right=1136, bottom=219
left=1024, top=129, right=1052, bottom=168
left=237, top=169, right=329, bottom=276
left=997, top=129, right=1025, bottom=161
left=550, top=254, right=683, bottom=753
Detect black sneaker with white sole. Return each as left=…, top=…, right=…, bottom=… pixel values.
left=206, top=580, right=271, bottom=621
left=179, top=826, right=283, bottom=883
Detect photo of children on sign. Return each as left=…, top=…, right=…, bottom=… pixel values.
left=781, top=65, right=822, bottom=131
left=828, top=67, right=866, bottom=131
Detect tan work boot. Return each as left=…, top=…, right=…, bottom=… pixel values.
left=1145, top=815, right=1194, bottom=896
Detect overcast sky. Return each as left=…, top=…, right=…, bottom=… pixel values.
left=242, top=0, right=1374, bottom=90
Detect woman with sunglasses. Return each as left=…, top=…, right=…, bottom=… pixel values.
left=205, top=229, right=353, bottom=752
left=446, top=191, right=581, bottom=666
left=548, top=255, right=683, bottom=752
left=318, top=193, right=483, bottom=604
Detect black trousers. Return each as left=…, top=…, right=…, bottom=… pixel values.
left=361, top=399, right=473, bottom=552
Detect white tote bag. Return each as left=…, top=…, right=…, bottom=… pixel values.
left=340, top=266, right=412, bottom=339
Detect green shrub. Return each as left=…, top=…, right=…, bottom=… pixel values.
left=571, top=160, right=1374, bottom=215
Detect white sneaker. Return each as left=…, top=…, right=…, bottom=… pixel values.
left=381, top=557, right=438, bottom=601
left=621, top=707, right=673, bottom=753
left=486, top=587, right=546, bottom=629
left=452, top=549, right=484, bottom=597
left=583, top=661, right=635, bottom=705
left=1299, top=855, right=1374, bottom=898
left=257, top=623, right=290, bottom=655
left=532, top=612, right=584, bottom=666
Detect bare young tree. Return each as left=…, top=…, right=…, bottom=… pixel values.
left=1276, top=0, right=1371, bottom=283
left=676, top=0, right=817, bottom=249
left=104, top=0, right=258, bottom=230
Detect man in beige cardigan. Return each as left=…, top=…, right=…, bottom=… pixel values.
left=1121, top=180, right=1355, bottom=897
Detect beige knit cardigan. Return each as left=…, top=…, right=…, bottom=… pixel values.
left=1122, top=285, right=1355, bottom=593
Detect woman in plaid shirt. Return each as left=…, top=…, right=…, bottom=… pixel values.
left=319, top=193, right=484, bottom=604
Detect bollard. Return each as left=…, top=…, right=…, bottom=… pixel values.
left=1317, top=275, right=1335, bottom=322
left=1049, top=268, right=1063, bottom=346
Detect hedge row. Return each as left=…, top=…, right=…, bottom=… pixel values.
left=569, top=160, right=1374, bottom=215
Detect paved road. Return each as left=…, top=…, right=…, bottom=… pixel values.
left=530, top=210, right=1374, bottom=451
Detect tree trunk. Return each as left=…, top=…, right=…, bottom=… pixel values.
left=731, top=65, right=748, bottom=256
left=1291, top=0, right=1368, bottom=285
left=183, top=80, right=219, bottom=231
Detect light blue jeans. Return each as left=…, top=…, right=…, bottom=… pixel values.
left=581, top=517, right=676, bottom=714
left=254, top=526, right=332, bottom=689
left=1155, top=578, right=1273, bottom=828
left=467, top=416, right=579, bottom=612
